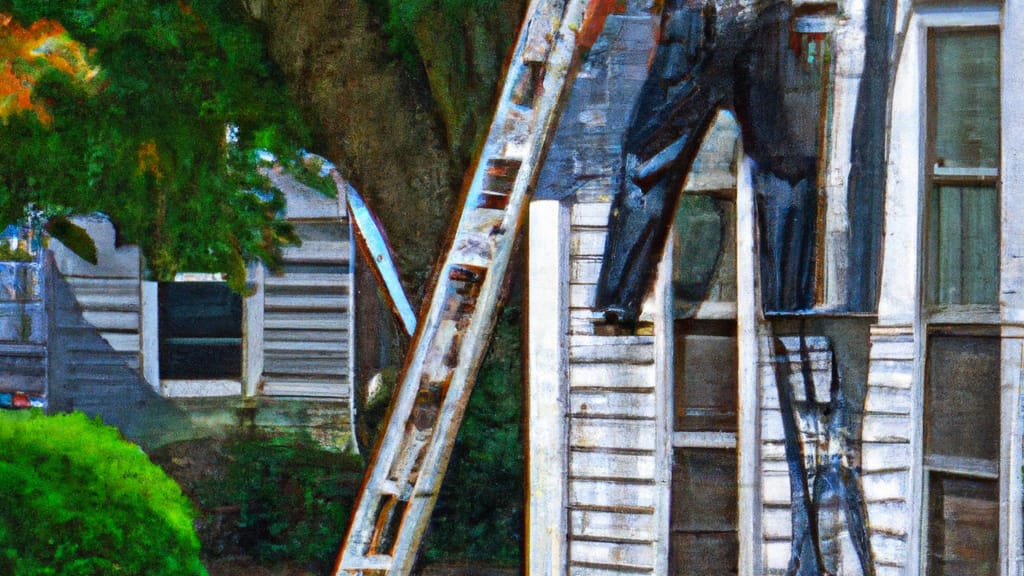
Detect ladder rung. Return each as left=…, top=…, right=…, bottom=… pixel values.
left=336, top=1, right=594, bottom=574
left=339, top=554, right=394, bottom=572
left=377, top=480, right=401, bottom=497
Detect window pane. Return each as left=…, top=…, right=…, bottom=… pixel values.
left=926, top=185, right=999, bottom=305
left=927, top=473, right=999, bottom=576
left=159, top=282, right=242, bottom=379
left=673, top=196, right=736, bottom=316
left=932, top=30, right=1000, bottom=170
left=925, top=333, right=1000, bottom=463
left=673, top=321, right=737, bottom=432
left=670, top=448, right=738, bottom=575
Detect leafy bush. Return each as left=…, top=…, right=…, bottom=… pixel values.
left=194, top=432, right=364, bottom=571
left=0, top=243, right=32, bottom=262
left=423, top=305, right=523, bottom=565
left=0, top=410, right=206, bottom=576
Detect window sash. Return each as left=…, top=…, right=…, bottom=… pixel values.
left=927, top=28, right=1001, bottom=173
left=922, top=329, right=1002, bottom=575
left=924, top=27, right=1001, bottom=309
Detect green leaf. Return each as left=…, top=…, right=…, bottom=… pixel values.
left=44, top=215, right=97, bottom=264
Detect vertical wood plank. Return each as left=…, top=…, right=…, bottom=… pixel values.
left=243, top=262, right=265, bottom=398
left=140, top=280, right=159, bottom=392
left=528, top=199, right=570, bottom=576
left=654, top=217, right=673, bottom=576
left=1002, top=2, right=1024, bottom=573
left=736, top=153, right=761, bottom=576
left=877, top=9, right=923, bottom=324
left=999, top=333, right=1024, bottom=576
left=1003, top=0, right=1024, bottom=323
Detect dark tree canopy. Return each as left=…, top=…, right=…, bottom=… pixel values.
left=0, top=0, right=312, bottom=290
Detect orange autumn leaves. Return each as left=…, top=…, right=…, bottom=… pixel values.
left=0, top=14, right=101, bottom=125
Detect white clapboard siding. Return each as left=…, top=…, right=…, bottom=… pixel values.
left=261, top=217, right=353, bottom=401
left=264, top=293, right=350, bottom=311
left=262, top=379, right=352, bottom=398
left=570, top=508, right=658, bottom=542
left=859, top=327, right=915, bottom=573
left=558, top=173, right=664, bottom=572
left=570, top=390, right=657, bottom=419
left=280, top=240, right=351, bottom=265
left=264, top=311, right=349, bottom=331
left=66, top=276, right=141, bottom=355
left=569, top=200, right=613, bottom=336
left=570, top=540, right=657, bottom=572
left=570, top=480, right=659, bottom=511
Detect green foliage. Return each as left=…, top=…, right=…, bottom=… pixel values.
left=423, top=305, right=523, bottom=565
left=0, top=410, right=206, bottom=576
left=0, top=0, right=309, bottom=291
left=287, top=154, right=337, bottom=198
left=44, top=215, right=97, bottom=264
left=194, top=432, right=364, bottom=571
left=0, top=243, right=32, bottom=261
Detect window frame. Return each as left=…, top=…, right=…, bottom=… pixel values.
left=921, top=325, right=1002, bottom=575
left=911, top=7, right=1008, bottom=575
left=157, top=274, right=245, bottom=397
left=923, top=24, right=1002, bottom=315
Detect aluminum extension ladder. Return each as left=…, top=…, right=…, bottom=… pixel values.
left=334, top=0, right=607, bottom=573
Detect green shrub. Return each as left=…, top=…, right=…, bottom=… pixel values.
left=0, top=243, right=32, bottom=262
left=0, top=410, right=206, bottom=576
left=194, top=432, right=364, bottom=571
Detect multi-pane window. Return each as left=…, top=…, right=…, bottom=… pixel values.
left=925, top=29, right=1000, bottom=306
left=670, top=320, right=738, bottom=575
left=924, top=330, right=1000, bottom=576
left=669, top=105, right=741, bottom=574
left=920, top=23, right=1003, bottom=576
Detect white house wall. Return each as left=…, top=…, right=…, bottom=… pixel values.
left=527, top=2, right=671, bottom=572
left=864, top=5, right=1023, bottom=576
left=50, top=215, right=143, bottom=369
left=45, top=172, right=358, bottom=447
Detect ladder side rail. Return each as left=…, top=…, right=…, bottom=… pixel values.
left=337, top=0, right=590, bottom=573
left=386, top=4, right=593, bottom=571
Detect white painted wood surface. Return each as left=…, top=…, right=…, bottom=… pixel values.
left=261, top=213, right=353, bottom=400
left=140, top=280, right=159, bottom=391
left=736, top=154, right=761, bottom=576
left=527, top=200, right=570, bottom=576
left=1002, top=5, right=1024, bottom=574
left=861, top=326, right=915, bottom=575
left=562, top=197, right=662, bottom=574
left=652, top=234, right=672, bottom=576
left=51, top=217, right=143, bottom=368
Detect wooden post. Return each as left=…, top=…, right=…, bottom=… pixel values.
left=736, top=152, right=761, bottom=576
left=140, top=280, right=159, bottom=392
left=526, top=199, right=570, bottom=576
left=1001, top=3, right=1024, bottom=572
left=242, top=262, right=264, bottom=398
